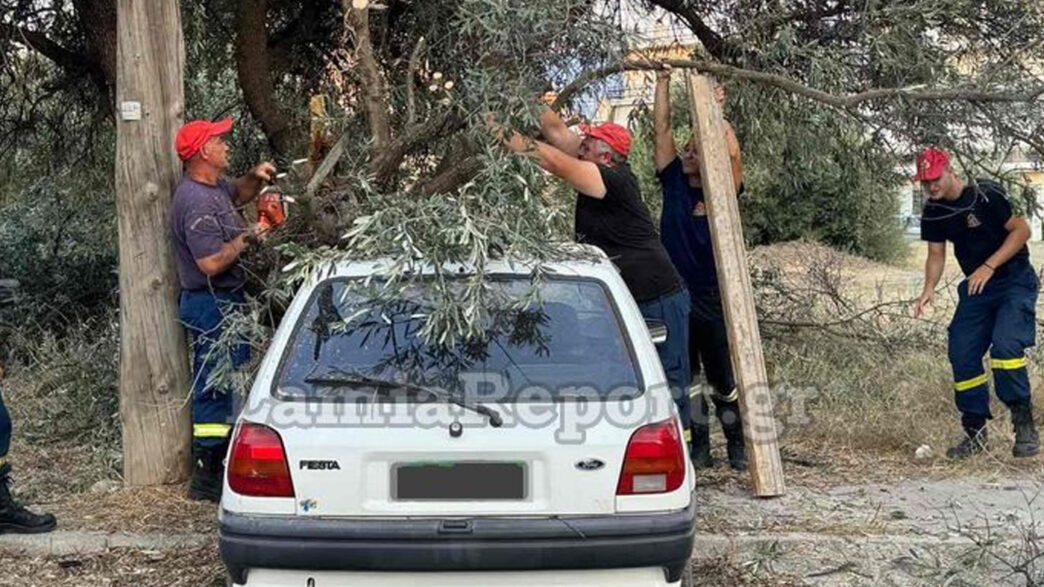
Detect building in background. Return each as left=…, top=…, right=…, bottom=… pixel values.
left=593, top=4, right=696, bottom=125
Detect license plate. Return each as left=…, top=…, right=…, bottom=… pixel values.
left=392, top=461, right=527, bottom=500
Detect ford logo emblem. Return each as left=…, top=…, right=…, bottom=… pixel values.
left=575, top=458, right=605, bottom=471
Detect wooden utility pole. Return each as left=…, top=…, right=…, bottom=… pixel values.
left=685, top=73, right=785, bottom=497
left=114, top=0, right=192, bottom=485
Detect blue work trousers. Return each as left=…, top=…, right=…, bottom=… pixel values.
left=948, top=264, right=1038, bottom=429
left=637, top=287, right=694, bottom=445
left=179, top=289, right=250, bottom=447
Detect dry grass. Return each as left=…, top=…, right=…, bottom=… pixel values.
left=740, top=239, right=1044, bottom=482
left=49, top=485, right=217, bottom=534
left=0, top=547, right=224, bottom=587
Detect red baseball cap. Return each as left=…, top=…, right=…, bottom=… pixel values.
left=175, top=118, right=233, bottom=161
left=914, top=147, right=949, bottom=182
left=581, top=122, right=632, bottom=158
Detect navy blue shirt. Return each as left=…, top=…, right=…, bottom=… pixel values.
left=170, top=177, right=246, bottom=291
left=921, top=179, right=1029, bottom=279
left=657, top=157, right=720, bottom=290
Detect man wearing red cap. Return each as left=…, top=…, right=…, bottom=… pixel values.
left=913, top=147, right=1039, bottom=459
left=171, top=118, right=275, bottom=501
left=493, top=108, right=695, bottom=457
left=653, top=68, right=747, bottom=471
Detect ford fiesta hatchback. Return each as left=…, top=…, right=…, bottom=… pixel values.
left=219, top=250, right=696, bottom=586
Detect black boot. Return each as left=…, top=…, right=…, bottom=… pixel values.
left=717, top=401, right=747, bottom=471
left=1011, top=403, right=1040, bottom=458
left=690, top=423, right=714, bottom=469
left=946, top=424, right=987, bottom=459
left=188, top=442, right=227, bottom=503
left=689, top=392, right=714, bottom=469
left=0, top=472, right=56, bottom=534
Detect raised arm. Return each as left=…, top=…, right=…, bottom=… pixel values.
left=653, top=68, right=676, bottom=173
left=233, top=162, right=276, bottom=206
left=538, top=108, right=582, bottom=158
left=492, top=120, right=606, bottom=199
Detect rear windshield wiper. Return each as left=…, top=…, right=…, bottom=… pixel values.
left=304, top=371, right=503, bottom=427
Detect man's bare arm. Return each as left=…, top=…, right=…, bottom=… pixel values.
left=538, top=108, right=582, bottom=157
left=233, top=162, right=276, bottom=206
left=195, top=235, right=250, bottom=277
left=653, top=71, right=676, bottom=173
left=922, top=242, right=946, bottom=292
left=498, top=128, right=606, bottom=198
left=985, top=217, right=1031, bottom=269
left=913, top=241, right=946, bottom=317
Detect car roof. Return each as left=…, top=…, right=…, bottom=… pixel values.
left=301, top=244, right=617, bottom=281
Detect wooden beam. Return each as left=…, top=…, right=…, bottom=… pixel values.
left=684, top=73, right=785, bottom=497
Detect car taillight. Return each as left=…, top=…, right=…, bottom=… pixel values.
left=227, top=423, right=295, bottom=498
left=616, top=419, right=685, bottom=495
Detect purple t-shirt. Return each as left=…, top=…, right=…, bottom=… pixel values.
left=170, top=177, right=246, bottom=290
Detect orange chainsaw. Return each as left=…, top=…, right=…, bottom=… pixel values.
left=257, top=171, right=298, bottom=232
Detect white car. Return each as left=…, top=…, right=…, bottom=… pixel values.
left=219, top=250, right=696, bottom=586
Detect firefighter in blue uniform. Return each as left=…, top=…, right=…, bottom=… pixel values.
left=0, top=358, right=57, bottom=533
left=652, top=67, right=747, bottom=470
left=913, top=147, right=1041, bottom=459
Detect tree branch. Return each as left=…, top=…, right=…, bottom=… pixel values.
left=71, top=0, right=116, bottom=91
left=405, top=35, right=425, bottom=127
left=642, top=0, right=727, bottom=60
left=417, top=156, right=483, bottom=197
left=755, top=0, right=851, bottom=35
left=343, top=0, right=391, bottom=150
left=234, top=0, right=294, bottom=155
left=371, top=111, right=465, bottom=183
left=551, top=59, right=1044, bottom=112
left=0, top=23, right=103, bottom=85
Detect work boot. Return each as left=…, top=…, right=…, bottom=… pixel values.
left=1011, top=403, right=1040, bottom=458
left=718, top=402, right=747, bottom=471
left=946, top=425, right=988, bottom=459
left=689, top=423, right=714, bottom=469
left=0, top=472, right=57, bottom=534
left=188, top=442, right=227, bottom=503
left=689, top=391, right=714, bottom=469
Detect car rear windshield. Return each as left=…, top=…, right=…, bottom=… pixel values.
left=274, top=277, right=642, bottom=401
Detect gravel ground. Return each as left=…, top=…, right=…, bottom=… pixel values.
left=0, top=546, right=225, bottom=587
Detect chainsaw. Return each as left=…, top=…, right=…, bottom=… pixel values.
left=256, top=159, right=307, bottom=231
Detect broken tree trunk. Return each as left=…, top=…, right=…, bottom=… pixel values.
left=114, top=0, right=192, bottom=485
left=685, top=73, right=785, bottom=497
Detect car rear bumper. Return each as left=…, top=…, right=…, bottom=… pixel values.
left=235, top=567, right=677, bottom=587
left=220, top=502, right=696, bottom=585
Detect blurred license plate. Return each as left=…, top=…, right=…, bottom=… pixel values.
left=393, top=461, right=526, bottom=500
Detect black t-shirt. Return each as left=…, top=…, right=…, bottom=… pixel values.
left=574, top=164, right=683, bottom=302
left=920, top=179, right=1029, bottom=278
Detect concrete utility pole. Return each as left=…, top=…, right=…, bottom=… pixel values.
left=685, top=73, right=785, bottom=497
left=114, top=0, right=192, bottom=485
